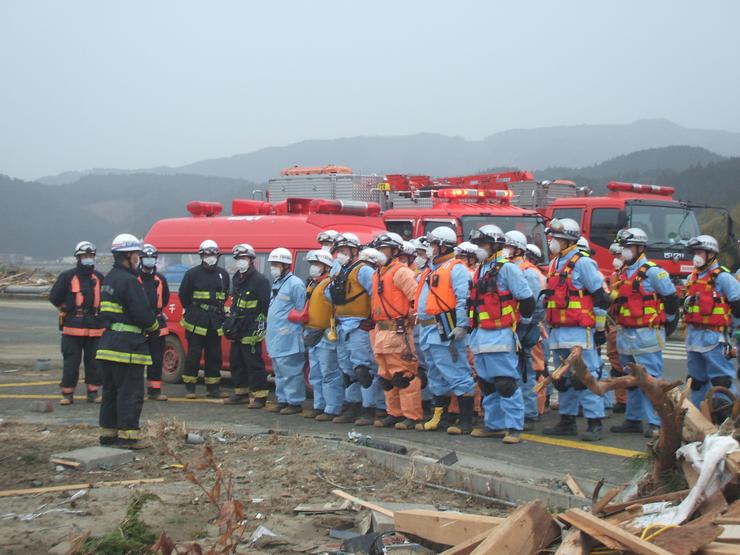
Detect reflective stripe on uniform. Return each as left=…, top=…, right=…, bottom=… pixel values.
left=182, top=375, right=198, bottom=384
left=181, top=318, right=208, bottom=336
left=62, top=326, right=105, bottom=337
left=192, top=290, right=226, bottom=301
left=118, top=429, right=140, bottom=440
left=100, top=427, right=118, bottom=438
left=100, top=301, right=124, bottom=314
left=204, top=376, right=220, bottom=385
left=96, top=349, right=153, bottom=366
left=110, top=322, right=143, bottom=334
left=237, top=299, right=258, bottom=309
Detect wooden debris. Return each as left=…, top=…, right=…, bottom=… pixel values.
left=650, top=521, right=724, bottom=555
left=49, top=458, right=81, bottom=468
left=698, top=543, right=740, bottom=554
left=533, top=346, right=582, bottom=394
left=293, top=499, right=352, bottom=513
left=565, top=473, right=587, bottom=498
left=467, top=501, right=559, bottom=555
left=393, top=509, right=503, bottom=547
left=0, top=478, right=165, bottom=497
left=675, top=389, right=718, bottom=443
left=592, top=485, right=626, bottom=515
left=717, top=524, right=740, bottom=543
left=439, top=529, right=491, bottom=555
left=554, top=529, right=593, bottom=555
left=331, top=489, right=394, bottom=518
left=601, top=488, right=691, bottom=515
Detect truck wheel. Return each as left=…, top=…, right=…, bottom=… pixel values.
left=162, top=335, right=185, bottom=384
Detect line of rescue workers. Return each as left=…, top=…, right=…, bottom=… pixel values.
left=49, top=220, right=740, bottom=449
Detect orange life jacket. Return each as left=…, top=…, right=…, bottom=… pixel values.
left=414, top=255, right=462, bottom=316
left=545, top=251, right=596, bottom=328
left=518, top=258, right=546, bottom=288
left=615, top=261, right=665, bottom=328
left=469, top=258, right=519, bottom=330
left=63, top=274, right=104, bottom=337
left=684, top=266, right=732, bottom=329
left=372, top=261, right=411, bottom=321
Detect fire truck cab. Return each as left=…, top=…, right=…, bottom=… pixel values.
left=540, top=181, right=701, bottom=281
left=144, top=197, right=387, bottom=383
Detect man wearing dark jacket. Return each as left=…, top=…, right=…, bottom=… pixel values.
left=96, top=234, right=159, bottom=449
left=138, top=243, right=171, bottom=401
left=179, top=239, right=230, bottom=399
left=223, top=244, right=271, bottom=408
left=49, top=241, right=105, bottom=405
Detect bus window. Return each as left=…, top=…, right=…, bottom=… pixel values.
left=423, top=220, right=457, bottom=236
left=590, top=208, right=622, bottom=248
left=385, top=220, right=414, bottom=241
left=551, top=208, right=583, bottom=226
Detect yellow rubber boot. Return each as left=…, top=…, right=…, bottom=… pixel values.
left=415, top=407, right=444, bottom=431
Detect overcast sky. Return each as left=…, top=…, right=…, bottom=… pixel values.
left=1, top=1, right=739, bottom=180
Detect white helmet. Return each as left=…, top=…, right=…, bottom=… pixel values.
left=232, top=243, right=256, bottom=258
left=428, top=226, right=458, bottom=248
left=198, top=239, right=220, bottom=255
left=74, top=241, right=96, bottom=257
left=687, top=234, right=719, bottom=254
left=141, top=244, right=158, bottom=258
left=455, top=241, right=479, bottom=255
left=469, top=224, right=504, bottom=246
left=332, top=232, right=361, bottom=252
left=412, top=236, right=429, bottom=251
left=616, top=227, right=648, bottom=247
left=576, top=236, right=590, bottom=250
left=268, top=247, right=292, bottom=265
left=373, top=232, right=404, bottom=250
left=359, top=247, right=385, bottom=266
left=526, top=244, right=542, bottom=261
left=111, top=233, right=142, bottom=253
left=401, top=241, right=416, bottom=257
left=317, top=230, right=338, bottom=244
left=504, top=230, right=528, bottom=252
left=306, top=249, right=334, bottom=267
left=546, top=218, right=581, bottom=242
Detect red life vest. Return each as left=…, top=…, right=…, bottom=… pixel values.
left=545, top=251, right=596, bottom=328
left=469, top=258, right=519, bottom=330
left=615, top=261, right=665, bottom=328
left=63, top=274, right=104, bottom=337
left=684, top=266, right=732, bottom=329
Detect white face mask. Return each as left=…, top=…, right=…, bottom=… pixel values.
left=321, top=244, right=332, bottom=251
left=236, top=259, right=250, bottom=272
left=375, top=252, right=388, bottom=266
left=425, top=246, right=434, bottom=259
left=500, top=248, right=512, bottom=259
left=140, top=257, right=156, bottom=269
left=692, top=254, right=706, bottom=268
left=621, top=248, right=635, bottom=262
left=476, top=248, right=488, bottom=262
left=413, top=256, right=426, bottom=267
left=335, top=252, right=350, bottom=266
left=79, top=257, right=95, bottom=267
left=203, top=255, right=218, bottom=267
left=308, top=264, right=323, bottom=279
left=548, top=239, right=561, bottom=255
left=612, top=258, right=624, bottom=270
left=270, top=266, right=282, bottom=279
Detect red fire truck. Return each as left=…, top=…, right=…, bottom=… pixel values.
left=143, top=196, right=387, bottom=383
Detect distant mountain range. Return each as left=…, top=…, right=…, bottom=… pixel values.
left=36, top=119, right=740, bottom=185
left=4, top=143, right=739, bottom=259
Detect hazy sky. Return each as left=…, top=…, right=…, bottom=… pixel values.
left=2, top=1, right=739, bottom=180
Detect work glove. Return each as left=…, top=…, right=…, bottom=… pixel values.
left=594, top=330, right=606, bottom=347
left=449, top=326, right=468, bottom=341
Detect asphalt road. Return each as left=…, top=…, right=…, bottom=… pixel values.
left=0, top=297, right=694, bottom=492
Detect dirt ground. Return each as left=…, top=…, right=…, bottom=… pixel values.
left=0, top=420, right=510, bottom=554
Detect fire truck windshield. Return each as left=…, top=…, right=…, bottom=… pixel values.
left=627, top=202, right=700, bottom=247
left=461, top=215, right=548, bottom=260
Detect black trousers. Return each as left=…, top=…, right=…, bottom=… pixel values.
left=60, top=334, right=101, bottom=391
left=184, top=329, right=222, bottom=385
left=146, top=334, right=165, bottom=387
left=98, top=360, right=145, bottom=438
left=229, top=340, right=268, bottom=392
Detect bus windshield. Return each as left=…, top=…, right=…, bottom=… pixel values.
left=460, top=215, right=548, bottom=261
left=627, top=202, right=700, bottom=247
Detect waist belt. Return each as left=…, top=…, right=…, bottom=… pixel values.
left=376, top=321, right=397, bottom=331
left=417, top=317, right=436, bottom=327
left=109, top=323, right=143, bottom=334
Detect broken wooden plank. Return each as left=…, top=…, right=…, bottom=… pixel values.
left=601, top=488, right=691, bottom=515
left=716, top=524, right=740, bottom=543
left=697, top=542, right=740, bottom=555
left=293, top=499, right=352, bottom=513
left=50, top=458, right=82, bottom=469
left=724, top=452, right=740, bottom=484
left=565, top=474, right=587, bottom=498
left=557, top=511, right=627, bottom=550
left=469, top=501, right=560, bottom=555
left=560, top=508, right=674, bottom=555
left=440, top=529, right=491, bottom=555
left=592, top=485, right=626, bottom=515
left=0, top=478, right=165, bottom=498
left=554, top=529, right=593, bottom=555
left=393, top=509, right=504, bottom=547
left=650, top=522, right=723, bottom=555
left=674, top=390, right=718, bottom=443
left=331, top=489, right=394, bottom=518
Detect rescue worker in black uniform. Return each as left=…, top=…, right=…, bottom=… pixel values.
left=138, top=243, right=170, bottom=401
left=96, top=234, right=159, bottom=449
left=223, top=243, right=271, bottom=408
left=49, top=241, right=105, bottom=405
left=179, top=239, right=231, bottom=399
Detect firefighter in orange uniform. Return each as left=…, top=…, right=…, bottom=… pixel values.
left=49, top=241, right=105, bottom=405
left=370, top=233, right=423, bottom=429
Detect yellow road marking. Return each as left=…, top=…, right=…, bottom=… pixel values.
left=521, top=433, right=645, bottom=458
left=0, top=394, right=222, bottom=404
left=0, top=381, right=59, bottom=388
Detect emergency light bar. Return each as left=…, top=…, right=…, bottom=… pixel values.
left=187, top=201, right=223, bottom=217
left=607, top=182, right=675, bottom=196
left=436, top=188, right=513, bottom=201
left=309, top=199, right=381, bottom=217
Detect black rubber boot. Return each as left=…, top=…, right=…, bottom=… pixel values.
left=374, top=415, right=403, bottom=428
left=581, top=418, right=603, bottom=442
left=542, top=415, right=578, bottom=436
left=447, top=396, right=474, bottom=435
left=609, top=419, right=644, bottom=434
